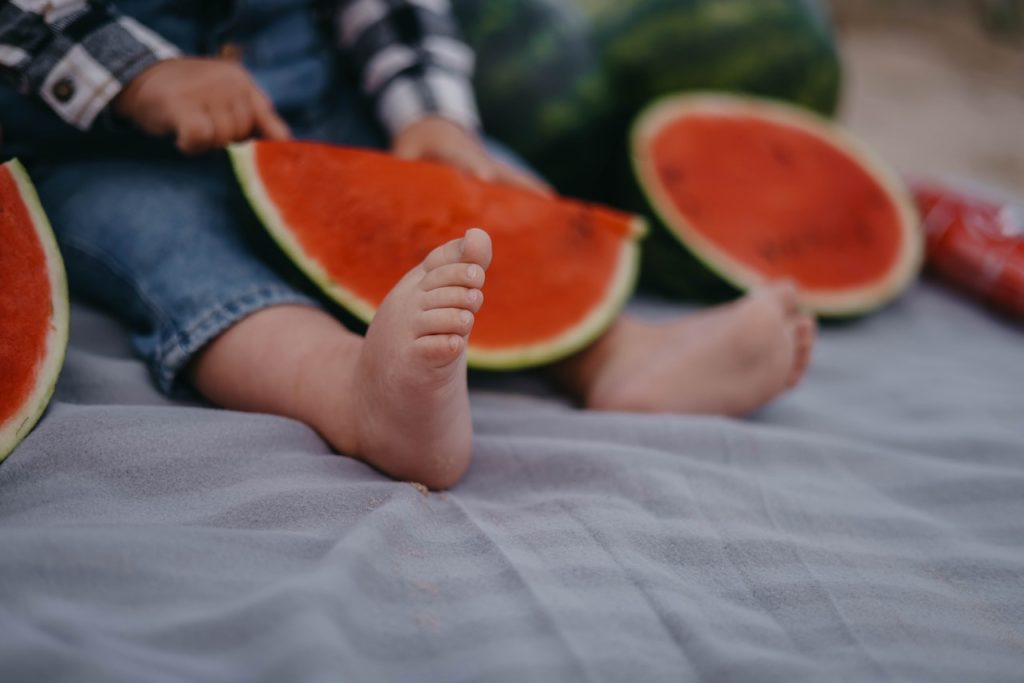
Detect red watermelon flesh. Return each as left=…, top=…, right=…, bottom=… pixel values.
left=231, top=142, right=645, bottom=368
left=633, top=94, right=922, bottom=315
left=1, top=160, right=68, bottom=462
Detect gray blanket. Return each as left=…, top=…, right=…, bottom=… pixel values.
left=1, top=280, right=1022, bottom=683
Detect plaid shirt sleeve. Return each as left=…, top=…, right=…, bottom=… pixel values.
left=0, top=0, right=179, bottom=130
left=335, top=0, right=480, bottom=137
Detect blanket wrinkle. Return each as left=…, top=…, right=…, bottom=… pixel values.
left=520, top=434, right=707, bottom=683
left=442, top=472, right=602, bottom=683
left=705, top=430, right=810, bottom=660
left=753, top=472, right=895, bottom=682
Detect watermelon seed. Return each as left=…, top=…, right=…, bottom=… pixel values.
left=571, top=211, right=594, bottom=242
left=758, top=225, right=878, bottom=265
left=679, top=200, right=704, bottom=220
left=856, top=222, right=876, bottom=247
left=770, top=144, right=794, bottom=168
left=659, top=165, right=687, bottom=186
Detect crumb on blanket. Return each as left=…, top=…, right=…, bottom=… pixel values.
left=407, top=481, right=430, bottom=496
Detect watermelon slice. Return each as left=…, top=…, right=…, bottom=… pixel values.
left=229, top=141, right=645, bottom=369
left=632, top=93, right=923, bottom=316
left=1, top=159, right=69, bottom=463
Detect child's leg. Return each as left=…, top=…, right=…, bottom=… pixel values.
left=30, top=154, right=489, bottom=488
left=190, top=229, right=492, bottom=489
left=551, top=284, right=816, bottom=416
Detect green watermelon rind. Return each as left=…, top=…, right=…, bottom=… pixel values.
left=229, top=143, right=379, bottom=322
left=0, top=159, right=69, bottom=463
left=631, top=92, right=924, bottom=317
left=228, top=142, right=645, bottom=370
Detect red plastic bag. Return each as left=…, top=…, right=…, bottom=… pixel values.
left=911, top=182, right=1024, bottom=318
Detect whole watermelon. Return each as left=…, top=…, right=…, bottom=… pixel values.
left=453, top=0, right=842, bottom=201
left=577, top=0, right=841, bottom=125
left=451, top=0, right=615, bottom=199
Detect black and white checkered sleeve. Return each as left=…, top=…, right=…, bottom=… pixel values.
left=336, top=0, right=480, bottom=137
left=0, top=0, right=179, bottom=130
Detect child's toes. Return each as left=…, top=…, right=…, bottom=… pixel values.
left=765, top=280, right=800, bottom=317
left=420, top=262, right=485, bottom=292
left=461, top=228, right=493, bottom=270
left=421, top=286, right=483, bottom=313
left=412, top=334, right=465, bottom=367
left=799, top=317, right=816, bottom=358
left=415, top=308, right=475, bottom=338
left=422, top=235, right=468, bottom=272
left=419, top=229, right=492, bottom=274
left=787, top=315, right=816, bottom=388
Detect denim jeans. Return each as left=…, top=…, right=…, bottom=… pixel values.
left=3, top=1, right=527, bottom=394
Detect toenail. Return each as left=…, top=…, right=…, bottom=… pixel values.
left=466, top=265, right=480, bottom=280
left=459, top=310, right=473, bottom=325
left=467, top=289, right=479, bottom=304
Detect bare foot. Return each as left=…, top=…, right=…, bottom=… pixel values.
left=323, top=228, right=492, bottom=488
left=189, top=229, right=491, bottom=490
left=553, top=284, right=816, bottom=416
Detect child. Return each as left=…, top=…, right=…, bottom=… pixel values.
left=0, top=0, right=815, bottom=489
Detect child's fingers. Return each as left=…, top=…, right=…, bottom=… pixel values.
left=230, top=98, right=255, bottom=141
left=466, top=154, right=553, bottom=196
left=391, top=137, right=418, bottom=160
left=250, top=89, right=291, bottom=141
left=175, top=111, right=216, bottom=155
left=208, top=104, right=239, bottom=149
left=493, top=163, right=555, bottom=196
left=461, top=152, right=497, bottom=183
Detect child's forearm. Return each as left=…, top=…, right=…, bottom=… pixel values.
left=0, top=0, right=178, bottom=130
left=334, top=0, right=480, bottom=137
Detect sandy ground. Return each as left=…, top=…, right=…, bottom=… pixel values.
left=832, top=3, right=1024, bottom=195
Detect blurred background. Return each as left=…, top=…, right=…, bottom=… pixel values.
left=829, top=0, right=1023, bottom=194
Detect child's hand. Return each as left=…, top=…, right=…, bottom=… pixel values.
left=392, top=117, right=552, bottom=195
left=112, top=58, right=291, bottom=155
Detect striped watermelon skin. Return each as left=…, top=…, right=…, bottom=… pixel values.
left=454, top=0, right=842, bottom=201
left=578, top=0, right=841, bottom=121
left=452, top=0, right=614, bottom=199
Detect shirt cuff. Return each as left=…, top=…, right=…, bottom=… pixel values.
left=36, top=16, right=180, bottom=130
left=376, top=68, right=482, bottom=137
